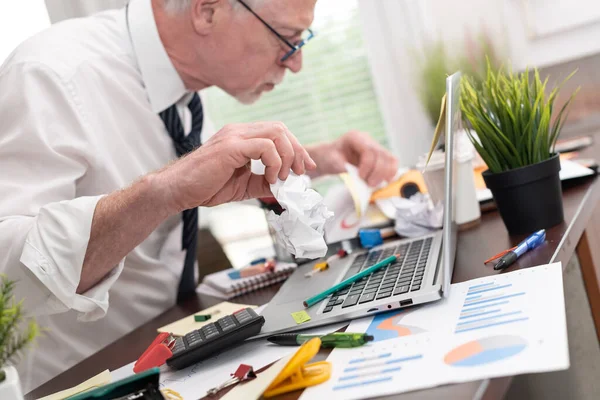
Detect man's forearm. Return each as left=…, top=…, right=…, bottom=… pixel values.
left=77, top=174, right=173, bottom=293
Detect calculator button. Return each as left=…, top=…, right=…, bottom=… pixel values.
left=234, top=310, right=252, bottom=324
left=218, top=317, right=237, bottom=332
left=172, top=338, right=186, bottom=354
left=323, top=306, right=333, bottom=313
left=203, top=330, right=219, bottom=340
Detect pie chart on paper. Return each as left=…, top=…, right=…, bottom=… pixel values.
left=444, top=335, right=527, bottom=367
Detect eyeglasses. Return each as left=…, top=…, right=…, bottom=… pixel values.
left=237, top=0, right=315, bottom=62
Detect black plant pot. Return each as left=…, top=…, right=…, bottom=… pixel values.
left=482, top=154, right=563, bottom=235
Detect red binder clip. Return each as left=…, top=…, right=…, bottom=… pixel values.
left=134, top=332, right=175, bottom=373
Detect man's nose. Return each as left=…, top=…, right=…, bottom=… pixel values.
left=281, top=50, right=303, bottom=73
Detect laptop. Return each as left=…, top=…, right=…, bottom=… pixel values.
left=256, top=72, right=461, bottom=337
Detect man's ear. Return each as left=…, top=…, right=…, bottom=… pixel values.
left=191, top=0, right=228, bottom=35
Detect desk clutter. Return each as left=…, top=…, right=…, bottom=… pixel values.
left=49, top=262, right=570, bottom=400
left=196, top=261, right=297, bottom=299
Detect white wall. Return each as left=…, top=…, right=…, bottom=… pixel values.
left=0, top=2, right=50, bottom=65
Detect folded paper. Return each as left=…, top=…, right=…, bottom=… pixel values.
left=267, top=173, right=333, bottom=259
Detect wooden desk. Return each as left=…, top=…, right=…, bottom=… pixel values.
left=28, top=169, right=600, bottom=400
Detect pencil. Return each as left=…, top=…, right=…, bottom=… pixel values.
left=303, top=254, right=400, bottom=308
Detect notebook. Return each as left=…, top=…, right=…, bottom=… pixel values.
left=197, top=262, right=297, bottom=299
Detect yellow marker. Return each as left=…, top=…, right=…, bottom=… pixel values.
left=304, top=262, right=329, bottom=278
left=264, top=338, right=331, bottom=398
left=291, top=310, right=311, bottom=324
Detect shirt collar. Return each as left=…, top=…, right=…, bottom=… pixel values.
left=127, top=0, right=187, bottom=113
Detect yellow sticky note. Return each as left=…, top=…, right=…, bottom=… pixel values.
left=291, top=310, right=311, bottom=324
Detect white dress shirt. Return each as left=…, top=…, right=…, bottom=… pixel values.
left=0, top=0, right=216, bottom=392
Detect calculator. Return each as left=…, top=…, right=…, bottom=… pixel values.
left=166, top=307, right=265, bottom=370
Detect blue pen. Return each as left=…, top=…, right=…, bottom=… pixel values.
left=494, top=229, right=546, bottom=270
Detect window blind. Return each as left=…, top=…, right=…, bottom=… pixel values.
left=204, top=0, right=387, bottom=147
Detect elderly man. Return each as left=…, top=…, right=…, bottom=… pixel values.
left=0, top=0, right=397, bottom=391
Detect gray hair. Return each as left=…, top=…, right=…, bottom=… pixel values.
left=163, top=0, right=259, bottom=14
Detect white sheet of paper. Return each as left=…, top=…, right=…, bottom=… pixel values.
left=301, top=263, right=569, bottom=400
left=267, top=173, right=333, bottom=258
left=110, top=321, right=348, bottom=399
left=476, top=159, right=594, bottom=202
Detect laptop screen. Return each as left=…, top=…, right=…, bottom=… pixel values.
left=442, top=72, right=461, bottom=297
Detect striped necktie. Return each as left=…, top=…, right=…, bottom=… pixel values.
left=159, top=93, right=203, bottom=301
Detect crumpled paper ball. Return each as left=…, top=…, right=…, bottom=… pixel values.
left=267, top=173, right=334, bottom=259
left=394, top=193, right=443, bottom=238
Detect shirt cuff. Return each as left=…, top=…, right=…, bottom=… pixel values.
left=19, top=195, right=125, bottom=322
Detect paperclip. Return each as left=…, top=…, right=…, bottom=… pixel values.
left=207, top=364, right=256, bottom=396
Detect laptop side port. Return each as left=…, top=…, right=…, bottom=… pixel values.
left=400, top=299, right=413, bottom=307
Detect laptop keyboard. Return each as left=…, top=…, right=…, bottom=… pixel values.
left=322, top=237, right=433, bottom=313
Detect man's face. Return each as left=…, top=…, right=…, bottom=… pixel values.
left=203, top=0, right=316, bottom=104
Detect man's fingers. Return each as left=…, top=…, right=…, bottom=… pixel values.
left=245, top=173, right=272, bottom=199
left=366, top=153, right=388, bottom=186
left=240, top=122, right=314, bottom=178
left=240, top=138, right=282, bottom=184
left=358, top=148, right=377, bottom=183
left=241, top=123, right=294, bottom=180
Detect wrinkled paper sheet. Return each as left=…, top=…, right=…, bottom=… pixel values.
left=376, top=193, right=443, bottom=238
left=267, top=173, right=334, bottom=259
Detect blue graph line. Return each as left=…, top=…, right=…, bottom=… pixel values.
left=465, top=294, right=482, bottom=301
left=459, top=309, right=501, bottom=320
left=455, top=317, right=529, bottom=333
left=333, top=376, right=393, bottom=390
left=349, top=353, right=391, bottom=364
left=386, top=355, right=423, bottom=363
left=457, top=311, right=522, bottom=326
left=467, top=284, right=513, bottom=295
left=468, top=282, right=494, bottom=290
left=461, top=301, right=510, bottom=313
left=344, top=355, right=423, bottom=372
left=464, top=293, right=525, bottom=307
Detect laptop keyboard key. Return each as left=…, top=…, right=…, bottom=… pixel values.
left=342, top=294, right=360, bottom=308
left=411, top=285, right=421, bottom=291
left=323, top=306, right=333, bottom=313
left=363, top=287, right=378, bottom=295
left=380, top=282, right=395, bottom=290
left=376, top=291, right=392, bottom=300
left=359, top=292, right=376, bottom=303
left=393, top=285, right=409, bottom=295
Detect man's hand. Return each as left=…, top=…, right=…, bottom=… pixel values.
left=155, top=122, right=316, bottom=211
left=306, top=131, right=398, bottom=187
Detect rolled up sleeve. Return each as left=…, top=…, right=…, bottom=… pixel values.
left=0, top=63, right=124, bottom=321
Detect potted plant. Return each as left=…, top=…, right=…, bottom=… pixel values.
left=0, top=275, right=40, bottom=400
left=460, top=62, right=578, bottom=234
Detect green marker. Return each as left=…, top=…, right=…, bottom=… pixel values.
left=303, top=254, right=400, bottom=308
left=267, top=332, right=374, bottom=348
left=194, top=314, right=211, bottom=322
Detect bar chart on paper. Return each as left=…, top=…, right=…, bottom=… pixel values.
left=332, top=350, right=424, bottom=391
left=302, top=264, right=569, bottom=400
left=456, top=282, right=529, bottom=334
